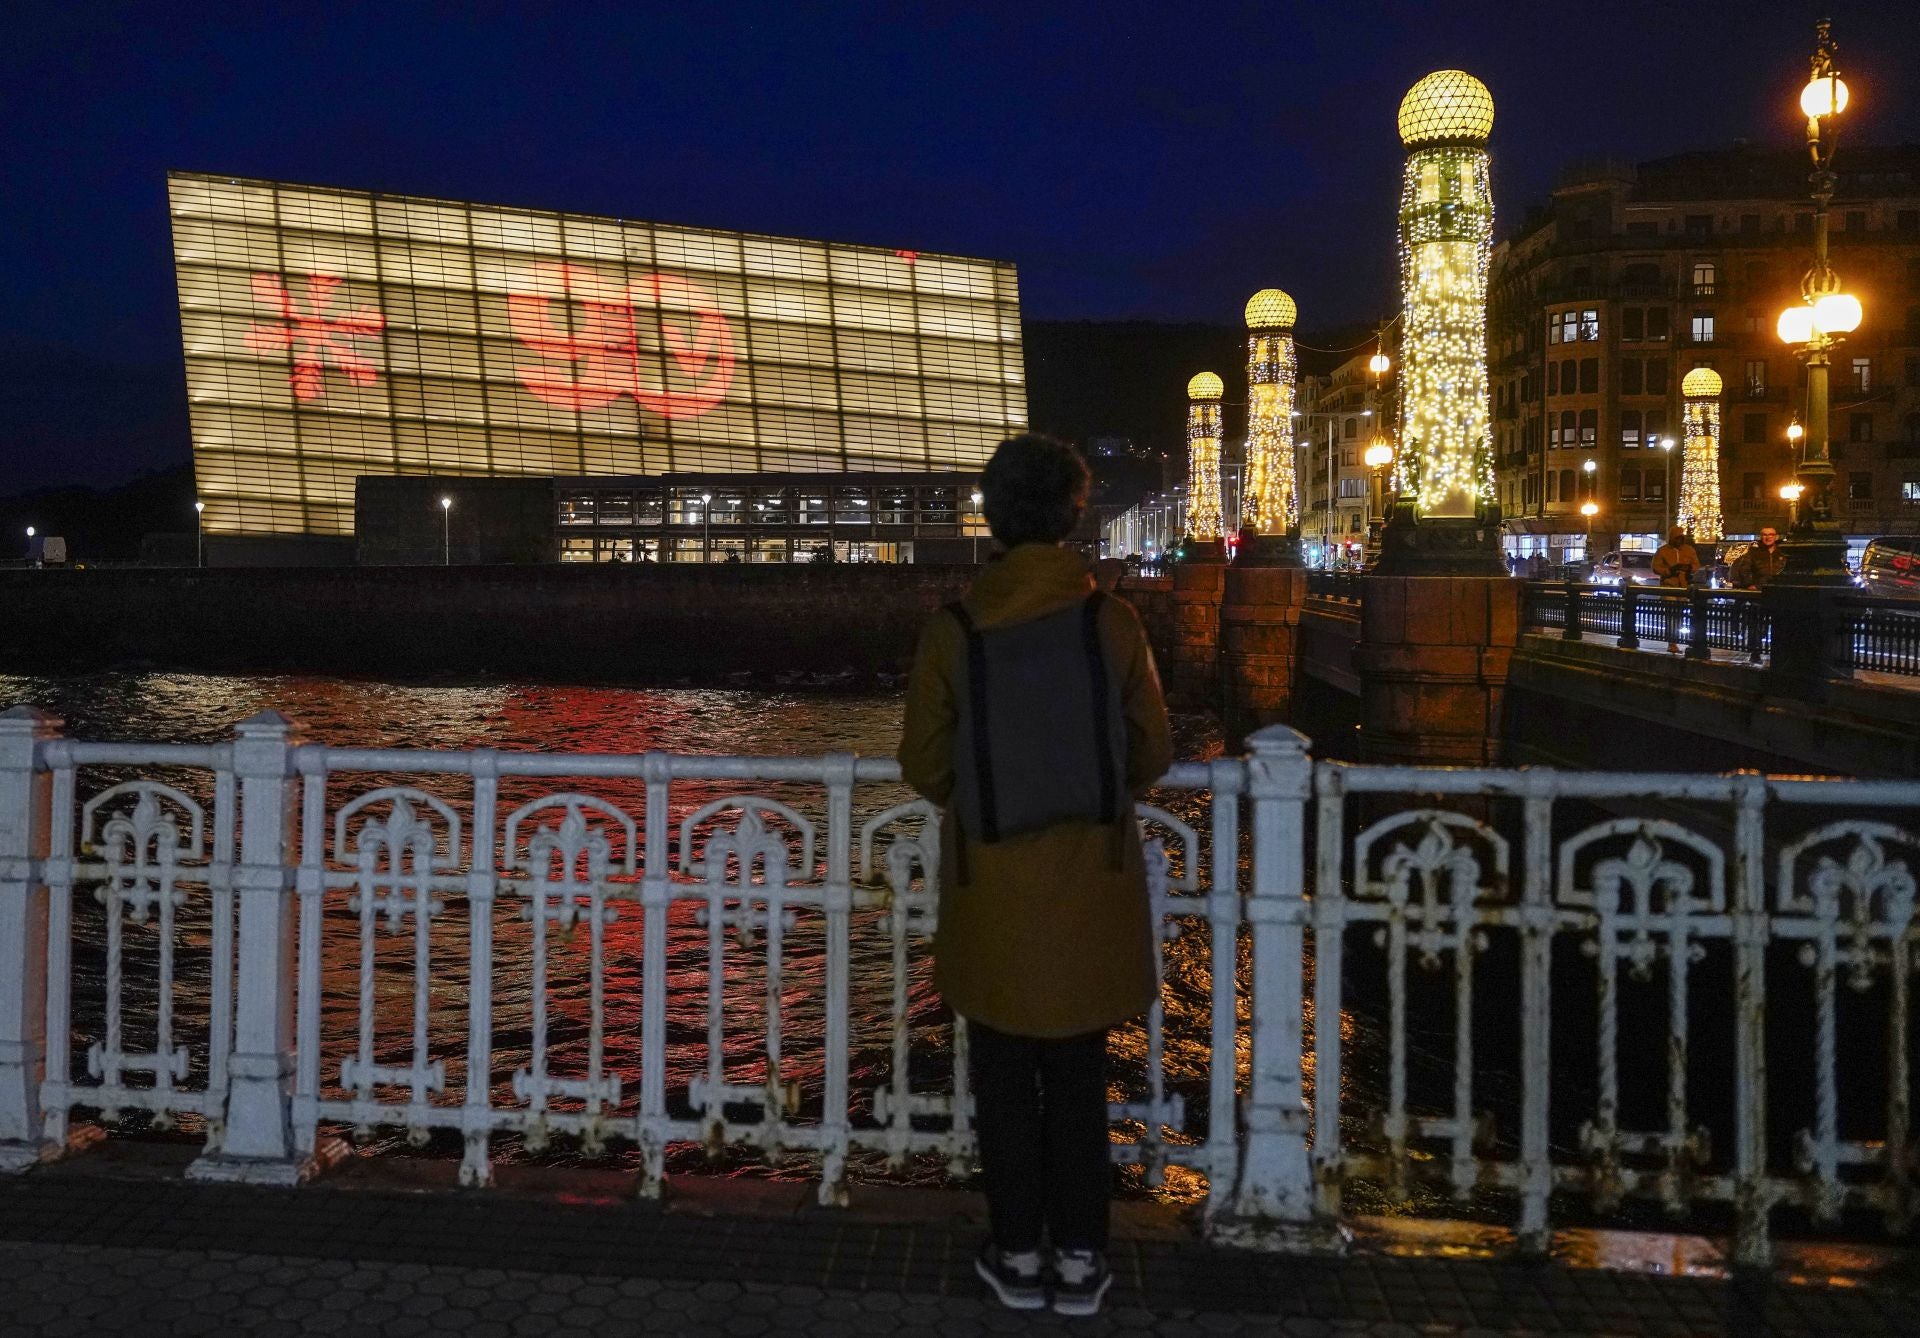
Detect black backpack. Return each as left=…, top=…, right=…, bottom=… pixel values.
left=945, top=592, right=1128, bottom=859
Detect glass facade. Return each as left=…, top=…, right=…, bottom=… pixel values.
left=169, top=172, right=1028, bottom=537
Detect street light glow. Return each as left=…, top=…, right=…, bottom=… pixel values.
left=1363, top=440, right=1395, bottom=470
left=1787, top=419, right=1805, bottom=443
left=1811, top=291, right=1862, bottom=335
left=1800, top=74, right=1849, bottom=120
left=439, top=495, right=452, bottom=510
left=1579, top=501, right=1598, bottom=518
left=194, top=499, right=205, bottom=513
left=1776, top=305, right=1816, bottom=345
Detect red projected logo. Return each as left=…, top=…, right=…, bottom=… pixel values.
left=508, top=264, right=736, bottom=419
left=245, top=273, right=386, bottom=401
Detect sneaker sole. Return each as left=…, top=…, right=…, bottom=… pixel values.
left=1051, top=1273, right=1112, bottom=1317
left=974, top=1256, right=1048, bottom=1311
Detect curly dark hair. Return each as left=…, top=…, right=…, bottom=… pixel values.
left=980, top=434, right=1090, bottom=548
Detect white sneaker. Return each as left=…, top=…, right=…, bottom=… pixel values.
left=1050, top=1247, right=1112, bottom=1317
left=975, top=1243, right=1048, bottom=1311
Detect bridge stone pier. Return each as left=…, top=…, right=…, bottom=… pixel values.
left=1352, top=573, right=1521, bottom=766
left=1217, top=549, right=1308, bottom=749
left=1165, top=545, right=1227, bottom=708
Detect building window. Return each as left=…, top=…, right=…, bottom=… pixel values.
left=1580, top=358, right=1599, bottom=394
left=1909, top=413, right=1920, bottom=443
left=1742, top=472, right=1765, bottom=501
left=1844, top=210, right=1867, bottom=233
left=1622, top=359, right=1643, bottom=395
left=1645, top=471, right=1665, bottom=503
left=1560, top=468, right=1576, bottom=502
left=1551, top=310, right=1580, bottom=344
left=558, top=494, right=596, bottom=526
left=1647, top=307, right=1670, bottom=341
left=1744, top=359, right=1767, bottom=399
left=1743, top=412, right=1767, bottom=444
left=1578, top=409, right=1597, bottom=449
left=1903, top=480, right=1920, bottom=506
left=1646, top=409, right=1668, bottom=443
left=1622, top=307, right=1644, bottom=342
left=1685, top=214, right=1712, bottom=236
left=1344, top=417, right=1358, bottom=439
left=1339, top=477, right=1365, bottom=499
left=595, top=492, right=634, bottom=526
left=1621, top=408, right=1642, bottom=449
left=1744, top=307, right=1765, bottom=334
left=1546, top=362, right=1558, bottom=395
left=1852, top=358, right=1871, bottom=393
left=1579, top=309, right=1600, bottom=341
left=1691, top=312, right=1715, bottom=343
left=1849, top=472, right=1872, bottom=500
left=1692, top=261, right=1717, bottom=295
left=1740, top=214, right=1761, bottom=235
left=1619, top=468, right=1641, bottom=502
left=1561, top=409, right=1577, bottom=446
left=1646, top=361, right=1669, bottom=396
left=1850, top=414, right=1874, bottom=443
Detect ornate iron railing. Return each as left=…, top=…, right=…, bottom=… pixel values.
left=3, top=708, right=1918, bottom=1268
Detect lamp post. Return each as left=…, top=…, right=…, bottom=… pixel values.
left=24, top=525, right=34, bottom=569
left=439, top=495, right=452, bottom=566
left=1774, top=18, right=1859, bottom=587
left=701, top=491, right=713, bottom=562
left=1580, top=500, right=1599, bottom=565
left=1364, top=437, right=1395, bottom=566
left=194, top=499, right=205, bottom=568
left=970, top=488, right=984, bottom=564
left=1581, top=458, right=1598, bottom=564
left=1657, top=437, right=1676, bottom=538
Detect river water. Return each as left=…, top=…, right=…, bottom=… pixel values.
left=0, top=671, right=1241, bottom=1200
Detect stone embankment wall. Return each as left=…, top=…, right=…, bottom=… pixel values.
left=0, top=565, right=976, bottom=684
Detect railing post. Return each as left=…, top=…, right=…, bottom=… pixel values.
left=0, top=708, right=58, bottom=1169
left=1685, top=587, right=1712, bottom=661
left=1560, top=580, right=1581, bottom=641
left=188, top=710, right=306, bottom=1184
left=1617, top=583, right=1640, bottom=650
left=1212, top=723, right=1340, bottom=1251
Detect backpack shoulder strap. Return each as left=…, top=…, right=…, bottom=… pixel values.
left=1080, top=592, right=1119, bottom=823
left=945, top=601, right=998, bottom=844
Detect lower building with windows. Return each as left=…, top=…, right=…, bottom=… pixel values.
left=1489, top=145, right=1920, bottom=568
left=355, top=471, right=991, bottom=565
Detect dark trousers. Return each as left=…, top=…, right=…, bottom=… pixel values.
left=968, top=1020, right=1111, bottom=1254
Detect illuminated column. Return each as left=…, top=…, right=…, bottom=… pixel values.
left=1186, top=372, right=1226, bottom=541
left=1679, top=368, right=1725, bottom=541
left=1243, top=290, right=1299, bottom=534
left=1395, top=70, right=1495, bottom=518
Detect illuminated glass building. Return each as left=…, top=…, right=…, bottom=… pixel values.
left=168, top=172, right=1028, bottom=556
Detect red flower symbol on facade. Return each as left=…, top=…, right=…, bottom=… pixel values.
left=508, top=264, right=735, bottom=419
left=244, top=273, right=386, bottom=401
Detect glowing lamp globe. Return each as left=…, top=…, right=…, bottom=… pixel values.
left=1812, top=292, right=1862, bottom=335
left=1363, top=440, right=1394, bottom=470
left=1787, top=420, right=1805, bottom=443
left=1681, top=367, right=1723, bottom=398
left=1397, top=70, right=1495, bottom=147
left=1244, top=289, right=1297, bottom=330
left=1187, top=371, right=1225, bottom=401
left=1800, top=75, right=1850, bottom=120
left=1368, top=353, right=1391, bottom=375
left=1579, top=502, right=1599, bottom=518
left=1777, top=305, right=1816, bottom=345
left=1780, top=482, right=1805, bottom=501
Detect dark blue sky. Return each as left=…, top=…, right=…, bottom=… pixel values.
left=4, top=1, right=1918, bottom=486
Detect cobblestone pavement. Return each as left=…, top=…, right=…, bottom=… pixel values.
left=1, top=1159, right=1917, bottom=1336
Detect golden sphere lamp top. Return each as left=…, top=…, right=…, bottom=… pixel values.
left=1244, top=289, right=1297, bottom=330
left=1397, top=70, right=1495, bottom=147
left=1800, top=74, right=1850, bottom=120
left=1681, top=367, right=1723, bottom=398
left=1186, top=371, right=1225, bottom=401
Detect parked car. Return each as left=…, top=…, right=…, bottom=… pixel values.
left=1708, top=540, right=1750, bottom=588
left=1860, top=535, right=1920, bottom=598
left=1589, top=551, right=1660, bottom=586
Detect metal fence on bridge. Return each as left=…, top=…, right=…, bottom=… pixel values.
left=2, top=707, right=1917, bottom=1268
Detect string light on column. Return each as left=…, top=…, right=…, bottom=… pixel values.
left=1679, top=367, right=1724, bottom=541
left=1243, top=289, right=1299, bottom=533
left=1186, top=371, right=1225, bottom=540
left=1395, top=69, right=1496, bottom=517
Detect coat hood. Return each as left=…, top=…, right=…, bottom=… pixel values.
left=963, top=544, right=1094, bottom=629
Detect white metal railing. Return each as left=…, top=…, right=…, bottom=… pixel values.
left=1, top=705, right=1917, bottom=1267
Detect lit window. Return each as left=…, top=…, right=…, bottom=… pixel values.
left=1744, top=359, right=1767, bottom=399
left=1852, top=358, right=1872, bottom=393
left=1902, top=480, right=1920, bottom=506
left=1691, top=312, right=1715, bottom=343
left=1579, top=308, right=1600, bottom=340
left=1691, top=261, right=1717, bottom=295
left=1621, top=408, right=1642, bottom=450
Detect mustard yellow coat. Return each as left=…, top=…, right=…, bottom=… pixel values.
left=897, top=544, right=1174, bottom=1038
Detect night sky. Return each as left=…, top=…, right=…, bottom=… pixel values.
left=5, top=1, right=1919, bottom=489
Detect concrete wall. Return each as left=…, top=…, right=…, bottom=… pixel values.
left=356, top=477, right=554, bottom=566
left=0, top=565, right=976, bottom=685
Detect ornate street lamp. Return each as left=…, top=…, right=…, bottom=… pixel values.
left=1184, top=371, right=1226, bottom=558
left=1363, top=436, right=1395, bottom=565
left=439, top=495, right=452, bottom=566
left=1774, top=18, right=1859, bottom=587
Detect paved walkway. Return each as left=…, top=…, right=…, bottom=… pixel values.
left=0, top=1149, right=1916, bottom=1336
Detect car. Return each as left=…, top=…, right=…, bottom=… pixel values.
left=1708, top=539, right=1751, bottom=589
left=1589, top=551, right=1661, bottom=586
left=1860, top=535, right=1920, bottom=598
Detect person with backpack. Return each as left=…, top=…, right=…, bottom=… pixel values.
left=1650, top=526, right=1700, bottom=654
left=898, top=434, right=1172, bottom=1318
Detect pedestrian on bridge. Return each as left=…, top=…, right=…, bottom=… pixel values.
left=1651, top=526, right=1700, bottom=653
left=1730, top=524, right=1788, bottom=662
left=899, top=433, right=1173, bottom=1319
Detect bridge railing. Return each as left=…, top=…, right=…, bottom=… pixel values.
left=3, top=707, right=1918, bottom=1268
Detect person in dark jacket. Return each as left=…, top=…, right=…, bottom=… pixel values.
left=898, top=434, right=1172, bottom=1318
left=1730, top=525, right=1788, bottom=660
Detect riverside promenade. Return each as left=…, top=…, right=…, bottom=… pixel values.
left=2, top=1149, right=1918, bottom=1337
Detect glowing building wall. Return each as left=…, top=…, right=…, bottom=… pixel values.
left=168, top=172, right=1028, bottom=536
left=1185, top=372, right=1225, bottom=541
left=1679, top=367, right=1725, bottom=540
left=1243, top=289, right=1299, bottom=533
left=1394, top=71, right=1495, bottom=518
